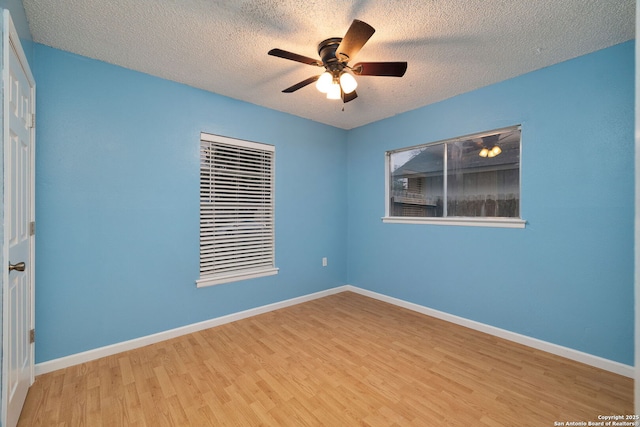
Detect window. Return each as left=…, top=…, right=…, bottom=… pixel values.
left=384, top=126, right=525, bottom=228
left=197, top=133, right=278, bottom=287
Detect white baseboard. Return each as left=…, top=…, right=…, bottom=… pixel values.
left=35, top=286, right=349, bottom=375
left=36, top=284, right=633, bottom=378
left=343, top=285, right=634, bottom=378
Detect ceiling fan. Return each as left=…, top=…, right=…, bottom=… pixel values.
left=268, top=19, right=407, bottom=103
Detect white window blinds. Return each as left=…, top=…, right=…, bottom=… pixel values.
left=197, top=133, right=277, bottom=287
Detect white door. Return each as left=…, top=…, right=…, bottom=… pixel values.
left=2, top=11, right=35, bottom=427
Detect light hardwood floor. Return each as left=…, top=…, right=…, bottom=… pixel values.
left=19, top=292, right=632, bottom=426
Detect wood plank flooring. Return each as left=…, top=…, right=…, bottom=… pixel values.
left=18, top=292, right=633, bottom=426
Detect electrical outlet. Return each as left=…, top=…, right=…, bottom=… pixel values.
left=322, top=257, right=328, bottom=267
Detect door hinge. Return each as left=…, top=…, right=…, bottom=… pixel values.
left=30, top=221, right=35, bottom=236
left=28, top=113, right=35, bottom=129
left=29, top=329, right=35, bottom=344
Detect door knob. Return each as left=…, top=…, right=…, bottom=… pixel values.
left=9, top=262, right=25, bottom=272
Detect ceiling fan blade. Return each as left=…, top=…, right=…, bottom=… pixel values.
left=352, top=62, right=408, bottom=77
left=336, top=19, right=375, bottom=62
left=268, top=48, right=322, bottom=66
left=282, top=75, right=320, bottom=93
left=342, top=90, right=358, bottom=103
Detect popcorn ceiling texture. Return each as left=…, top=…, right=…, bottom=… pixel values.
left=23, top=0, right=634, bottom=129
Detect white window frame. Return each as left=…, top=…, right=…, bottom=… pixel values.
left=197, top=132, right=278, bottom=288
left=383, top=126, right=526, bottom=228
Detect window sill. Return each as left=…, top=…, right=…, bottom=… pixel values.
left=196, top=267, right=279, bottom=288
left=382, top=216, right=526, bottom=228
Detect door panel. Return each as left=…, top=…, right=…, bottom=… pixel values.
left=6, top=131, right=30, bottom=427
left=2, top=11, right=35, bottom=427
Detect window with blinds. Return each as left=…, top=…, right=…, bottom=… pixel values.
left=197, top=133, right=278, bottom=288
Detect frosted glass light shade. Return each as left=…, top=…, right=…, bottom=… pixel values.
left=479, top=148, right=489, bottom=158
left=316, top=72, right=333, bottom=93
left=491, top=145, right=502, bottom=156
left=339, top=72, right=357, bottom=94
left=327, top=82, right=341, bottom=100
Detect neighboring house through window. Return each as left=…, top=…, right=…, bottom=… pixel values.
left=384, top=125, right=525, bottom=228
left=197, top=133, right=278, bottom=287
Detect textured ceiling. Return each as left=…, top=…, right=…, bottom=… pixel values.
left=23, top=0, right=635, bottom=129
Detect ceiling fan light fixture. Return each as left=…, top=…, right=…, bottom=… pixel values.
left=326, top=82, right=341, bottom=100
left=316, top=71, right=333, bottom=93
left=339, top=72, right=357, bottom=94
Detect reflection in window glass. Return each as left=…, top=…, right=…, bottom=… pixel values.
left=447, top=132, right=520, bottom=217
left=390, top=144, right=444, bottom=217
left=388, top=126, right=520, bottom=219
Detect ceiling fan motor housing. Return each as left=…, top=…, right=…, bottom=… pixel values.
left=318, top=37, right=345, bottom=74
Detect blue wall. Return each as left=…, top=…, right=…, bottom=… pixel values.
left=33, top=45, right=348, bottom=363
left=347, top=41, right=634, bottom=365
